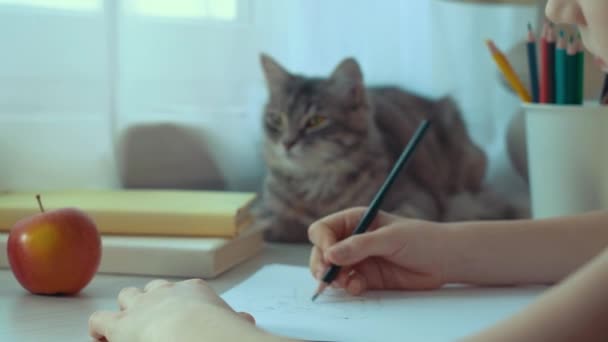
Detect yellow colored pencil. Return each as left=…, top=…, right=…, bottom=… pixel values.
left=486, top=39, right=532, bottom=103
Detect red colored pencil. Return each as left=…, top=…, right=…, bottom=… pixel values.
left=540, top=22, right=550, bottom=103
left=546, top=22, right=556, bottom=103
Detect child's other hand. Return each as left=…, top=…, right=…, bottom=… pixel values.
left=89, top=278, right=254, bottom=342
left=308, top=207, right=447, bottom=295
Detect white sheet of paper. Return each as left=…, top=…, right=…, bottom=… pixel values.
left=221, top=264, right=547, bottom=342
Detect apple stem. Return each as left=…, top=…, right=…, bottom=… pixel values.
left=36, top=194, right=45, bottom=213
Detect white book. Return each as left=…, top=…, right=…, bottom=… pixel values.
left=0, top=228, right=264, bottom=278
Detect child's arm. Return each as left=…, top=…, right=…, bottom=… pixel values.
left=462, top=243, right=608, bottom=342
left=443, top=210, right=608, bottom=285
left=310, top=208, right=608, bottom=293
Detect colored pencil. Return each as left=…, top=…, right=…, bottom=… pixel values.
left=576, top=34, right=585, bottom=104
left=486, top=40, right=532, bottom=103
left=566, top=36, right=578, bottom=104
left=311, top=120, right=431, bottom=302
left=547, top=23, right=556, bottom=103
left=555, top=30, right=567, bottom=104
left=540, top=23, right=551, bottom=103
left=527, top=23, right=540, bottom=102
left=601, top=74, right=608, bottom=105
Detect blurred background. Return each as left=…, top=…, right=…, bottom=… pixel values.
left=0, top=0, right=547, bottom=203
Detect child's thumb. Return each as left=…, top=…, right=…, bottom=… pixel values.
left=325, top=230, right=390, bottom=265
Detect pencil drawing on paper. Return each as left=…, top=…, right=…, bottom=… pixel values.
left=246, top=287, right=380, bottom=320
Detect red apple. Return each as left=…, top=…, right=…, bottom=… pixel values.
left=7, top=195, right=101, bottom=295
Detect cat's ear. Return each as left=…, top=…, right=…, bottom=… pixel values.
left=329, top=58, right=365, bottom=105
left=260, top=53, right=292, bottom=95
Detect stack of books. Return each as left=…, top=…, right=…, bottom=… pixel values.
left=0, top=189, right=263, bottom=278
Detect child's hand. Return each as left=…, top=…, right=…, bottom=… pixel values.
left=89, top=278, right=255, bottom=342
left=308, top=207, right=447, bottom=295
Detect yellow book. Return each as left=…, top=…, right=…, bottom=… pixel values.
left=0, top=189, right=257, bottom=238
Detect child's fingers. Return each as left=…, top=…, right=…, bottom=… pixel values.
left=345, top=271, right=368, bottom=296
left=117, top=287, right=142, bottom=310
left=333, top=266, right=354, bottom=288
left=309, top=207, right=389, bottom=247
left=88, top=310, right=118, bottom=340
left=309, top=246, right=330, bottom=279
left=310, top=254, right=353, bottom=287
left=144, top=279, right=172, bottom=292
left=353, top=259, right=442, bottom=291
left=325, top=229, right=396, bottom=266
left=308, top=220, right=338, bottom=250
left=237, top=311, right=256, bottom=324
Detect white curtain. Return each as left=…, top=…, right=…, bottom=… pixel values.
left=0, top=0, right=536, bottom=200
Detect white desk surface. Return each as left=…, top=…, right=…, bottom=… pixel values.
left=0, top=243, right=546, bottom=342
left=0, top=243, right=311, bottom=342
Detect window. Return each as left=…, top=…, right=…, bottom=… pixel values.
left=126, top=0, right=237, bottom=20
left=0, top=0, right=534, bottom=198
left=0, top=0, right=100, bottom=11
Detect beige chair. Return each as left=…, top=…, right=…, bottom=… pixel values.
left=115, top=123, right=226, bottom=190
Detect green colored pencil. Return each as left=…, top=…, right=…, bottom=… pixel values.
left=555, top=31, right=567, bottom=104
left=576, top=34, right=585, bottom=104
left=566, top=36, right=578, bottom=104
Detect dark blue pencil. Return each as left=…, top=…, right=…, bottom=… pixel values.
left=527, top=23, right=540, bottom=103
left=311, top=119, right=431, bottom=301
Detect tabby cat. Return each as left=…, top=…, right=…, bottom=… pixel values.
left=251, top=53, right=524, bottom=243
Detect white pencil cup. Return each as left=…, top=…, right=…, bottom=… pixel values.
left=523, top=103, right=608, bottom=218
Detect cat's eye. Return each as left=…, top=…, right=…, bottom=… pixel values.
left=306, top=115, right=327, bottom=128
left=267, top=111, right=283, bottom=127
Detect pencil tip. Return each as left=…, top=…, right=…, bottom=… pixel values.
left=527, top=22, right=532, bottom=31
left=311, top=282, right=328, bottom=302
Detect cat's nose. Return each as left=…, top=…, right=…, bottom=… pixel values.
left=282, top=139, right=297, bottom=151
